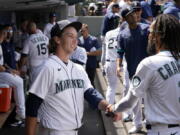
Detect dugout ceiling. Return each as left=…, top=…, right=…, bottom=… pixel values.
left=0, top=0, right=66, bottom=11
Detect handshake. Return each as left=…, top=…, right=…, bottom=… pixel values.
left=105, top=104, right=122, bottom=122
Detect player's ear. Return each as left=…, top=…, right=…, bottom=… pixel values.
left=53, top=36, right=61, bottom=45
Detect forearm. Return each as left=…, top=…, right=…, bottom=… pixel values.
left=116, top=58, right=122, bottom=69
left=98, top=99, right=109, bottom=111
left=114, top=91, right=139, bottom=112
left=87, top=50, right=102, bottom=56
left=0, top=65, right=5, bottom=72
left=25, top=117, right=37, bottom=135
left=19, top=55, right=28, bottom=70
left=25, top=93, right=43, bottom=135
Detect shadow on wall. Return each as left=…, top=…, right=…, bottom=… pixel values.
left=78, top=16, right=104, bottom=39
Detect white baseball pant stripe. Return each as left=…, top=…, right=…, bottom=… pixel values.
left=0, top=72, right=25, bottom=119
left=122, top=62, right=132, bottom=119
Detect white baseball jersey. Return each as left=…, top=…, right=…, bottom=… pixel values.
left=130, top=51, right=180, bottom=124
left=70, top=46, right=87, bottom=65
left=22, top=33, right=49, bottom=68
left=105, top=27, right=120, bottom=61
left=29, top=55, right=93, bottom=130
left=0, top=44, right=4, bottom=65
left=43, top=22, right=55, bottom=39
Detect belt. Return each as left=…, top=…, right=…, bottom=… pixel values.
left=146, top=124, right=180, bottom=130
left=106, top=59, right=116, bottom=62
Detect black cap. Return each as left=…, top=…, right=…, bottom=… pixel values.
left=132, top=1, right=141, bottom=10
left=51, top=20, right=82, bottom=38
left=121, top=6, right=136, bottom=18
left=49, top=12, right=56, bottom=18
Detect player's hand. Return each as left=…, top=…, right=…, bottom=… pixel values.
left=0, top=66, right=6, bottom=72
left=10, top=70, right=20, bottom=76
left=86, top=51, right=90, bottom=56
left=105, top=104, right=122, bottom=121
left=19, top=70, right=26, bottom=78
left=98, top=100, right=111, bottom=111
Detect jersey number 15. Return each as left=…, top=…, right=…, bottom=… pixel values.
left=37, top=43, right=47, bottom=55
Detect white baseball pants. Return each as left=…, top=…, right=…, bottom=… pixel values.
left=122, top=61, right=142, bottom=128
left=147, top=126, right=180, bottom=135
left=0, top=72, right=25, bottom=119
left=105, top=61, right=118, bottom=104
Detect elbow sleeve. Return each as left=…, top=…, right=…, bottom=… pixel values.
left=84, top=88, right=104, bottom=109
left=26, top=93, right=43, bottom=117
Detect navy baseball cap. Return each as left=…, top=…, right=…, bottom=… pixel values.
left=121, top=6, right=136, bottom=18
left=132, top=1, right=142, bottom=10
left=49, top=12, right=56, bottom=18
left=51, top=20, right=82, bottom=38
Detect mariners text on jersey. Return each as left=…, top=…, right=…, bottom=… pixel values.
left=157, top=60, right=180, bottom=80
left=55, top=79, right=85, bottom=93
left=31, top=36, right=48, bottom=44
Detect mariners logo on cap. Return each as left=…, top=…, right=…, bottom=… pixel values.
left=132, top=76, right=141, bottom=87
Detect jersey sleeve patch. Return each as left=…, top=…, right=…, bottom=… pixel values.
left=132, top=76, right=141, bottom=87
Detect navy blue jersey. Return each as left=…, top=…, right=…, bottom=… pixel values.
left=2, top=41, right=16, bottom=69
left=78, top=35, right=100, bottom=68
left=117, top=23, right=149, bottom=78
left=147, top=0, right=161, bottom=17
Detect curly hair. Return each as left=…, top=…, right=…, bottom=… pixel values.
left=48, top=32, right=63, bottom=54
left=154, top=14, right=180, bottom=60
left=48, top=38, right=57, bottom=54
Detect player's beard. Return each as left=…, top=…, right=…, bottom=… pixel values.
left=147, top=39, right=157, bottom=56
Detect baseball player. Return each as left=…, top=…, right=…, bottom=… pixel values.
left=0, top=25, right=25, bottom=126
left=19, top=22, right=49, bottom=84
left=101, top=3, right=120, bottom=71
left=116, top=6, right=149, bottom=133
left=25, top=20, right=118, bottom=135
left=43, top=12, right=56, bottom=39
left=104, top=22, right=120, bottom=104
left=70, top=45, right=87, bottom=68
left=79, top=23, right=102, bottom=87
left=108, top=14, right=180, bottom=135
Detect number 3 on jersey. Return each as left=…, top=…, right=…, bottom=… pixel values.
left=37, top=43, right=47, bottom=55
